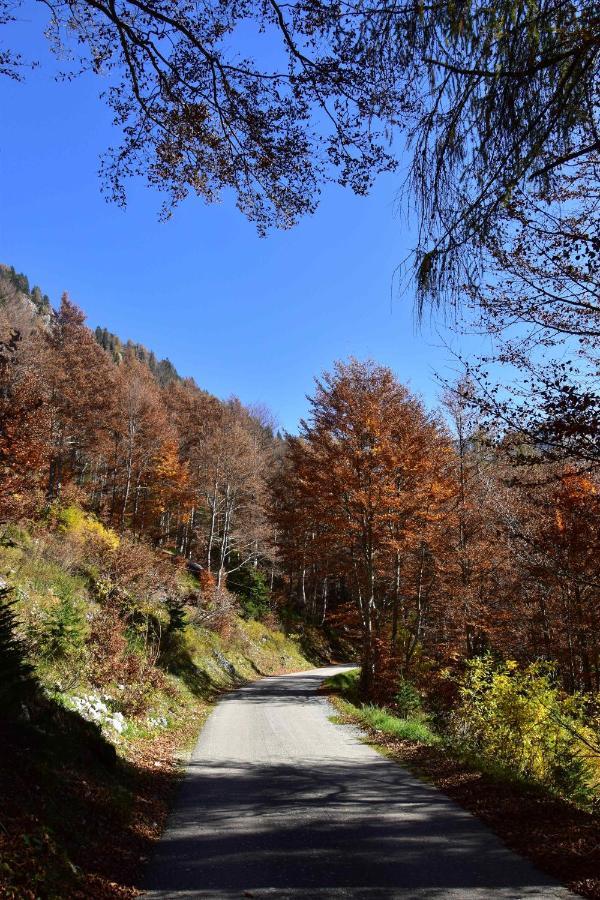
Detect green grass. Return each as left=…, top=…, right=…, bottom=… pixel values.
left=323, top=667, right=361, bottom=701
left=325, top=668, right=439, bottom=746
left=334, top=697, right=440, bottom=744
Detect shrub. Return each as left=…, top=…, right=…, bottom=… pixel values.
left=455, top=655, right=599, bottom=806
left=87, top=606, right=167, bottom=714
left=394, top=677, right=422, bottom=719
left=52, top=504, right=119, bottom=551
left=164, top=597, right=187, bottom=636
left=36, top=588, right=89, bottom=663
left=0, top=523, right=33, bottom=550
left=191, top=571, right=239, bottom=634
left=227, top=566, right=271, bottom=619
left=88, top=607, right=129, bottom=687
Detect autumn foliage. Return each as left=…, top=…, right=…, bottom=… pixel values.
left=273, top=361, right=600, bottom=701
left=1, top=270, right=598, bottom=703
left=0, top=285, right=277, bottom=592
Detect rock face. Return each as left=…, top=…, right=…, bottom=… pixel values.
left=0, top=264, right=55, bottom=338
left=213, top=649, right=237, bottom=678
left=66, top=693, right=127, bottom=735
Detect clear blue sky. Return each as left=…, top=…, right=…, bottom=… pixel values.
left=0, top=4, right=479, bottom=432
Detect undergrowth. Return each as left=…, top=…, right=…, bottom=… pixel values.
left=0, top=510, right=314, bottom=897
left=325, top=664, right=600, bottom=813
left=325, top=670, right=600, bottom=900
left=325, top=670, right=439, bottom=745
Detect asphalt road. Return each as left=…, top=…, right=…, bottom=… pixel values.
left=143, top=665, right=573, bottom=899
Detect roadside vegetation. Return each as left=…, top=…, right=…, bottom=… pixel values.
left=1, top=262, right=598, bottom=897
left=325, top=666, right=600, bottom=898
left=2, top=0, right=599, bottom=890
left=0, top=511, right=315, bottom=898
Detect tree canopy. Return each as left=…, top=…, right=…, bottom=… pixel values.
left=3, top=0, right=598, bottom=296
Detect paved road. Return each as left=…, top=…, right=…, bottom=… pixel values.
left=143, top=666, right=573, bottom=899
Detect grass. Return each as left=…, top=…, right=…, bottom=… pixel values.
left=324, top=668, right=600, bottom=900
left=344, top=700, right=439, bottom=743
left=324, top=667, right=439, bottom=745
left=330, top=694, right=439, bottom=745
left=323, top=667, right=361, bottom=701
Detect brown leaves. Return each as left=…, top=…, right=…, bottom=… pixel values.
left=273, top=359, right=456, bottom=695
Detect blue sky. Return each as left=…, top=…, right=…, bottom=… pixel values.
left=0, top=4, right=478, bottom=432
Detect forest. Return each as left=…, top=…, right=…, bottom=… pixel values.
left=1, top=256, right=598, bottom=699
left=5, top=256, right=597, bottom=702
left=1, top=0, right=599, bottom=889
left=1, top=238, right=599, bottom=895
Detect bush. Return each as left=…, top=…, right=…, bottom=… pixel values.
left=191, top=577, right=239, bottom=635
left=0, top=523, right=33, bottom=550
left=87, top=606, right=167, bottom=714
left=36, top=588, right=89, bottom=663
left=227, top=566, right=271, bottom=619
left=51, top=504, right=119, bottom=551
left=394, top=677, right=422, bottom=719
left=455, top=655, right=599, bottom=806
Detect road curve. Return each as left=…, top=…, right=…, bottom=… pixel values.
left=143, top=666, right=572, bottom=899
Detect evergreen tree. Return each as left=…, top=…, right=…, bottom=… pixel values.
left=31, top=286, right=50, bottom=313
left=227, top=566, right=271, bottom=620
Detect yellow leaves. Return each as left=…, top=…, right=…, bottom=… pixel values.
left=53, top=504, right=120, bottom=550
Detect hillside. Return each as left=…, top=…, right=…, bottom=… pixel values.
left=1, top=262, right=598, bottom=898
left=0, top=507, right=327, bottom=897
left=0, top=264, right=332, bottom=897
left=1, top=263, right=180, bottom=387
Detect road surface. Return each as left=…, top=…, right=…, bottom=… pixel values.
left=143, top=665, right=573, bottom=899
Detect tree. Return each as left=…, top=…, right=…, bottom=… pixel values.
left=275, top=359, right=455, bottom=697
left=439, top=378, right=519, bottom=660
left=506, top=468, right=600, bottom=692
left=454, top=167, right=600, bottom=473
left=107, top=352, right=167, bottom=529
left=147, top=436, right=192, bottom=546
left=45, top=295, right=115, bottom=500
left=3, top=0, right=596, bottom=292
left=0, top=330, right=48, bottom=518
left=227, top=565, right=271, bottom=619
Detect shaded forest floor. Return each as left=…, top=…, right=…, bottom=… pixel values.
left=328, top=695, right=600, bottom=900
left=0, top=636, right=323, bottom=898
left=0, top=696, right=207, bottom=898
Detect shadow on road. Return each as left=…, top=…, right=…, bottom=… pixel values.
left=143, top=669, right=568, bottom=899
left=144, top=754, right=565, bottom=898
left=214, top=669, right=355, bottom=706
